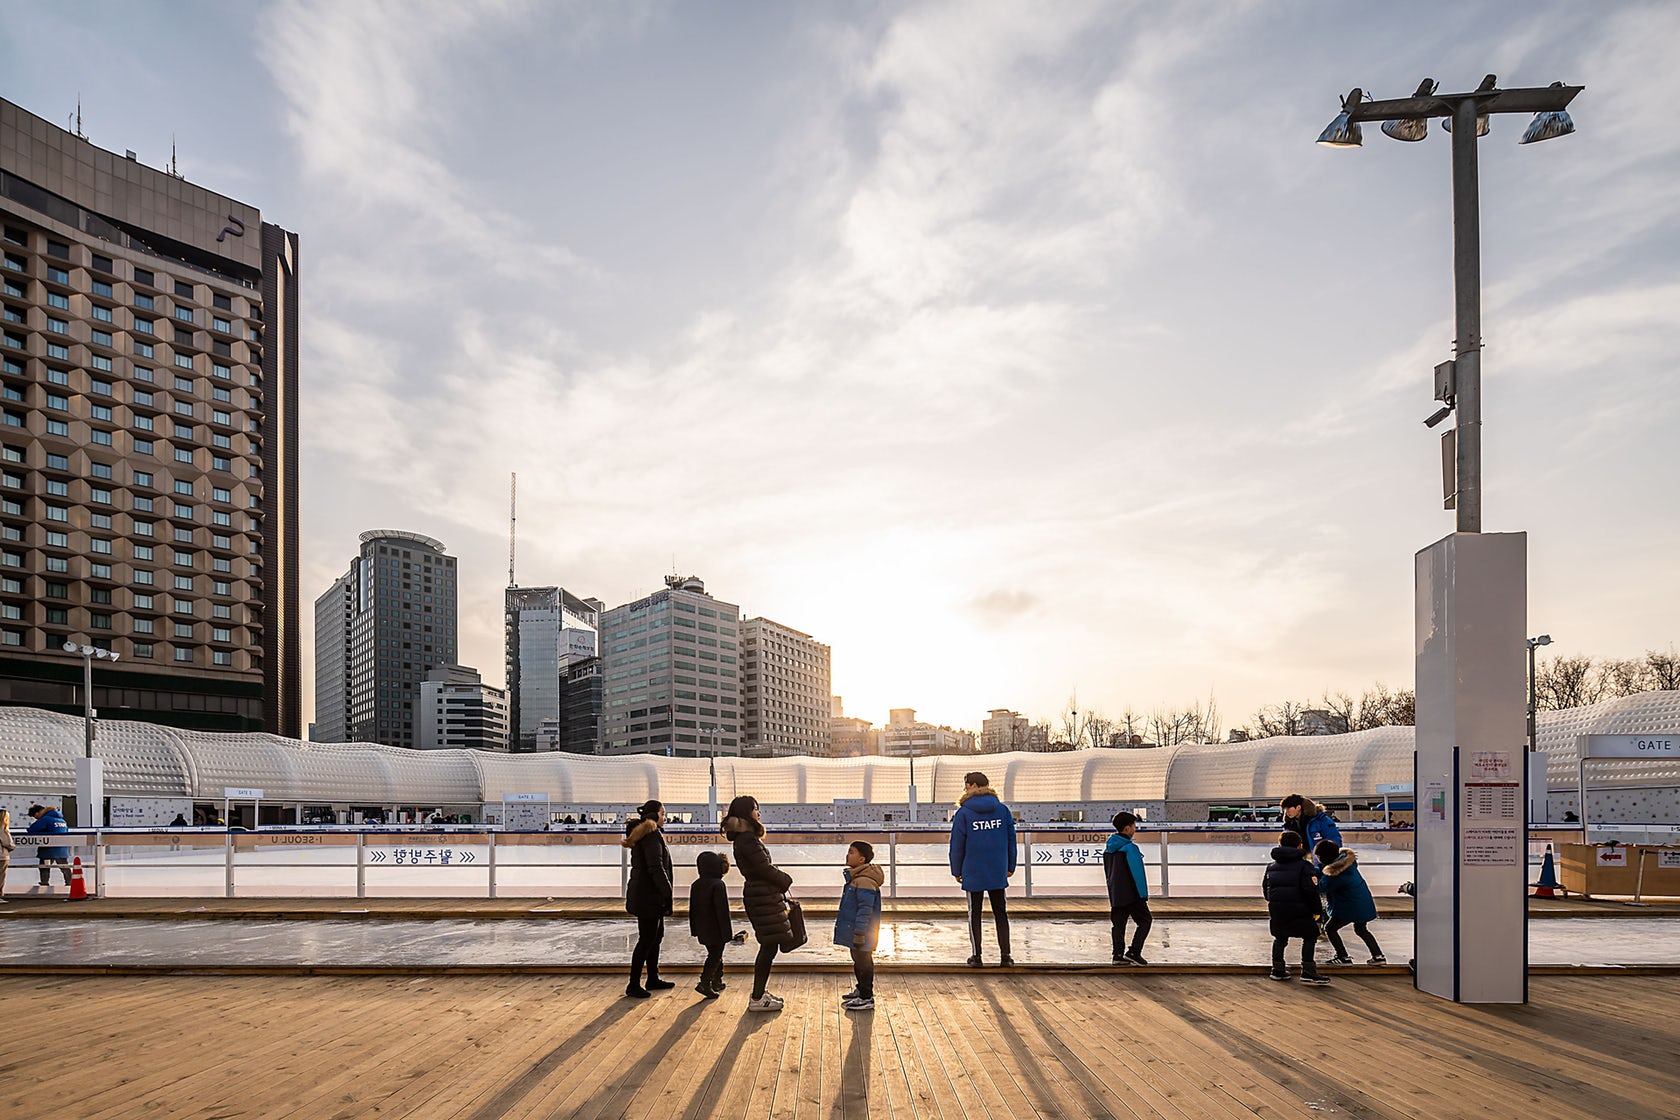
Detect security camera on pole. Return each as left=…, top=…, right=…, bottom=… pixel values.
left=63, top=642, right=118, bottom=829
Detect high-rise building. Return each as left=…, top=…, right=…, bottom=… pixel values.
left=314, top=530, right=458, bottom=747
left=310, top=571, right=352, bottom=741
left=415, top=664, right=508, bottom=751
left=597, top=575, right=740, bottom=757
left=740, top=617, right=831, bottom=757
left=504, top=585, right=599, bottom=751
left=560, top=655, right=602, bottom=753
left=0, top=97, right=301, bottom=734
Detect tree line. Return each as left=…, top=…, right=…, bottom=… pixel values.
left=1040, top=644, right=1678, bottom=749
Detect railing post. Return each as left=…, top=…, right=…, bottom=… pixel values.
left=356, top=831, right=366, bottom=899
left=620, top=835, right=629, bottom=897
left=488, top=831, right=498, bottom=900
left=1158, top=829, right=1170, bottom=899
left=224, top=831, right=235, bottom=899
left=94, top=832, right=107, bottom=899
left=888, top=830, right=898, bottom=900
left=1022, top=831, right=1033, bottom=898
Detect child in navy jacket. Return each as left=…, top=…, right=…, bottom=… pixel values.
left=1103, top=811, right=1152, bottom=965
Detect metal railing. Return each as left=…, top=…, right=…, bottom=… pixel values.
left=5, top=825, right=1441, bottom=901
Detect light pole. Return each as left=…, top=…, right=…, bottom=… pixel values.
left=62, top=641, right=119, bottom=828
left=1318, top=74, right=1581, bottom=1007
left=1526, top=634, right=1552, bottom=753
left=1317, top=76, right=1581, bottom=526
left=703, top=723, right=719, bottom=826
left=905, top=726, right=919, bottom=825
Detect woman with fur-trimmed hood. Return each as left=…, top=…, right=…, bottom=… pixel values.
left=623, top=799, right=674, bottom=998
left=722, top=795, right=794, bottom=1012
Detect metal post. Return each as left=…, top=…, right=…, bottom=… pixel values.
left=887, top=830, right=898, bottom=899
left=1021, top=831, right=1032, bottom=898
left=355, top=831, right=365, bottom=898
left=1527, top=642, right=1538, bottom=752
left=907, top=743, right=918, bottom=824
left=1158, top=829, right=1171, bottom=899
left=82, top=651, right=94, bottom=758
left=224, top=831, right=235, bottom=899
left=1450, top=96, right=1483, bottom=533
left=488, top=831, right=498, bottom=899
left=1631, top=848, right=1650, bottom=908
left=93, top=834, right=106, bottom=899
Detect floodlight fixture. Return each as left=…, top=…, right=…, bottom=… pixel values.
left=1424, top=405, right=1454, bottom=429
left=1382, top=79, right=1437, bottom=141
left=1316, top=88, right=1365, bottom=148
left=1520, top=86, right=1577, bottom=144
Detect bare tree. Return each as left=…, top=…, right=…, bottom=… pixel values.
left=1321, top=691, right=1356, bottom=735
left=1645, top=645, right=1680, bottom=692
left=1084, top=714, right=1116, bottom=750
left=1353, top=682, right=1415, bottom=729
left=1117, top=707, right=1144, bottom=748
left=1597, top=657, right=1650, bottom=698
left=1537, top=654, right=1603, bottom=710
left=1252, top=700, right=1307, bottom=738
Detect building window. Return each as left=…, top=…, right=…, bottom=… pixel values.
left=213, top=603, right=232, bottom=619
left=90, top=538, right=113, bottom=554
left=92, top=305, right=113, bottom=323
left=90, top=562, right=112, bottom=579
left=173, top=622, right=193, bottom=638
left=133, top=416, right=154, bottom=431
left=133, top=642, right=153, bottom=658
left=134, top=569, right=153, bottom=584
left=47, top=479, right=69, bottom=497
left=133, top=470, right=153, bottom=487
left=211, top=650, right=232, bottom=666
left=173, top=648, right=193, bottom=662
left=46, top=420, right=70, bottom=436
left=91, top=613, right=112, bottom=630
left=134, top=593, right=153, bottom=609
left=212, top=363, right=231, bottom=379
left=134, top=317, right=154, bottom=334
left=174, top=551, right=194, bottom=567
left=90, top=430, right=113, bottom=446
left=133, top=618, right=154, bottom=634
left=174, top=599, right=194, bottom=615
left=90, top=513, right=113, bottom=529
left=133, top=521, right=154, bottom=537
left=134, top=439, right=154, bottom=455
left=174, top=354, right=193, bottom=369
left=47, top=266, right=69, bottom=284
left=213, top=317, right=231, bottom=333
left=174, top=307, right=194, bottom=323
left=173, top=480, right=193, bottom=495
left=174, top=402, right=194, bottom=417
left=135, top=293, right=154, bottom=309
left=92, top=405, right=114, bottom=422
left=46, top=505, right=69, bottom=522
left=47, top=343, right=70, bottom=360
left=174, top=449, right=193, bottom=464
left=48, top=292, right=70, bottom=310
left=174, top=575, right=193, bottom=591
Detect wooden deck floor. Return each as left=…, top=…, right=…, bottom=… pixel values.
left=2, top=973, right=1675, bottom=1119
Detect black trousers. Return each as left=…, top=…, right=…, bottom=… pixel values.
left=1326, top=919, right=1382, bottom=959
left=967, top=890, right=1010, bottom=958
left=1272, top=933, right=1319, bottom=976
left=629, top=914, right=664, bottom=984
left=700, top=943, right=726, bottom=989
left=37, top=856, right=70, bottom=886
left=850, top=948, right=875, bottom=998
left=1109, top=900, right=1152, bottom=958
left=752, top=941, right=781, bottom=998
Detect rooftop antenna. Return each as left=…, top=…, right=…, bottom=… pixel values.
left=169, top=136, right=183, bottom=180
left=70, top=97, right=86, bottom=140
left=508, top=472, right=517, bottom=587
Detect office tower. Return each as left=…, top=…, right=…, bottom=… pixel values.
left=597, top=575, right=739, bottom=757
left=415, top=664, right=508, bottom=751
left=739, top=617, right=832, bottom=757
left=0, top=97, right=301, bottom=733
left=560, top=655, right=602, bottom=753
left=315, top=530, right=458, bottom=747
left=503, top=585, right=599, bottom=751
left=311, top=571, right=352, bottom=741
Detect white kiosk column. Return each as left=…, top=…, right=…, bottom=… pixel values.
left=1414, top=531, right=1527, bottom=1003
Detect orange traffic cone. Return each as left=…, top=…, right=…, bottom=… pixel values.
left=1531, top=845, right=1561, bottom=899
left=67, top=856, right=89, bottom=901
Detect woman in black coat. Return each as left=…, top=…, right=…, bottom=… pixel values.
left=722, top=795, right=794, bottom=1011
left=623, top=799, right=674, bottom=998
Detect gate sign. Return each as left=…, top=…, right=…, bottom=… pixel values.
left=224, top=787, right=265, bottom=799
left=1581, top=735, right=1678, bottom=759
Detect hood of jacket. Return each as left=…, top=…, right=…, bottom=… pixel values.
left=846, top=863, right=885, bottom=892
left=1322, top=849, right=1358, bottom=876
left=721, top=814, right=764, bottom=840
left=621, top=818, right=659, bottom=849
left=31, top=808, right=67, bottom=830
left=1105, top=832, right=1136, bottom=853
left=959, top=788, right=1003, bottom=813
left=1270, top=845, right=1307, bottom=863
left=696, top=850, right=728, bottom=879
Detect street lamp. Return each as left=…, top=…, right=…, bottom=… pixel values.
left=702, top=723, right=720, bottom=826
left=62, top=641, right=119, bottom=828
left=1526, top=634, right=1553, bottom=753
left=1317, top=75, right=1582, bottom=530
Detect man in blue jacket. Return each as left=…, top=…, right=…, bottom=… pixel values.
left=26, top=803, right=71, bottom=887
left=949, top=771, right=1016, bottom=967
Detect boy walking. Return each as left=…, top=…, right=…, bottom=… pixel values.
left=834, top=840, right=884, bottom=1011
left=689, top=850, right=743, bottom=998
left=1103, top=811, right=1152, bottom=965
left=1262, top=832, right=1329, bottom=985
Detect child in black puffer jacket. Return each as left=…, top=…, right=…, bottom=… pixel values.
left=1262, top=832, right=1328, bottom=985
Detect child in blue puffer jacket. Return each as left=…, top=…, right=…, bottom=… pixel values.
left=833, top=840, right=884, bottom=1011
left=1103, top=811, right=1152, bottom=965
left=1314, top=840, right=1386, bottom=965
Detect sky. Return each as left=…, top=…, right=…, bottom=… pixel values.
left=3, top=1, right=1677, bottom=734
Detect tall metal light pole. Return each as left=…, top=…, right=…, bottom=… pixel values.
left=1526, top=634, right=1552, bottom=753
left=702, top=723, right=719, bottom=826
left=1317, top=74, right=1581, bottom=1007
left=62, top=642, right=118, bottom=827
left=1318, top=76, right=1581, bottom=525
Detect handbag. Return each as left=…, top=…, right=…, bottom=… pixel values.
left=784, top=897, right=809, bottom=950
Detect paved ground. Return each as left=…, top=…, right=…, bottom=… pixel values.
left=2, top=972, right=1676, bottom=1118
left=2, top=915, right=1677, bottom=972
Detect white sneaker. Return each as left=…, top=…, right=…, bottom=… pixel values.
left=747, top=993, right=784, bottom=1012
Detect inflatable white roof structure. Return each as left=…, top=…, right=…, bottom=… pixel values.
left=1, top=693, right=1675, bottom=806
